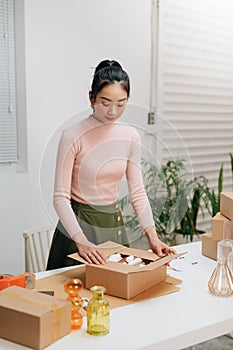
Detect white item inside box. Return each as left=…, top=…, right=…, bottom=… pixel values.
left=108, top=253, right=152, bottom=267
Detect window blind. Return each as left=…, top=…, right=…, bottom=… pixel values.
left=157, top=0, right=233, bottom=229
left=0, top=0, right=17, bottom=163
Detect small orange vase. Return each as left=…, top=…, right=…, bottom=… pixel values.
left=64, top=277, right=83, bottom=330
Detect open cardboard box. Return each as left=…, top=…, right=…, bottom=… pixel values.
left=69, top=241, right=185, bottom=299
left=0, top=286, right=71, bottom=349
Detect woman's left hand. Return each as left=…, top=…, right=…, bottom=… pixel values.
left=149, top=237, right=176, bottom=257
left=145, top=227, right=176, bottom=257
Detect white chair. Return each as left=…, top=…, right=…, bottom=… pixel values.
left=23, top=225, right=55, bottom=273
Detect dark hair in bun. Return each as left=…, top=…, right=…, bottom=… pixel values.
left=90, top=60, right=130, bottom=101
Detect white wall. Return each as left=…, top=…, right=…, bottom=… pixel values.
left=0, top=0, right=151, bottom=274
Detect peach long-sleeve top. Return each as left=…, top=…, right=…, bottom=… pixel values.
left=53, top=115, right=155, bottom=241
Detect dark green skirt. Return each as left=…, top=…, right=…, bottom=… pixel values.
left=46, top=199, right=128, bottom=270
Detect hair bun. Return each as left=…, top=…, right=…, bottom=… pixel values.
left=94, top=60, right=122, bottom=75
left=91, top=59, right=130, bottom=100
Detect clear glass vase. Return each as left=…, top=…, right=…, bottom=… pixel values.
left=208, top=258, right=233, bottom=297
left=218, top=221, right=233, bottom=260
left=223, top=220, right=233, bottom=240
left=87, top=286, right=110, bottom=336
left=228, top=247, right=233, bottom=277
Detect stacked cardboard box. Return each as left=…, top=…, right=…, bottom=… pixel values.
left=202, top=192, right=233, bottom=260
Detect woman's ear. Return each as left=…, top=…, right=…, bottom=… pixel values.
left=89, top=91, right=94, bottom=106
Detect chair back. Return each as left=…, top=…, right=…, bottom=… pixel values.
left=23, top=225, right=55, bottom=272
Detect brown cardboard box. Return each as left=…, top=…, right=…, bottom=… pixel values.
left=212, top=212, right=230, bottom=241
left=220, top=192, right=233, bottom=221
left=202, top=233, right=218, bottom=261
left=0, top=286, right=70, bottom=349
left=69, top=241, right=185, bottom=299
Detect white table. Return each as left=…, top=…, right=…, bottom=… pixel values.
left=0, top=241, right=233, bottom=350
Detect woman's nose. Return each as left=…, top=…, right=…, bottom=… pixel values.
left=107, top=103, right=118, bottom=116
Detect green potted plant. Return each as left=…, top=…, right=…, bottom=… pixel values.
left=120, top=158, right=210, bottom=245
left=174, top=175, right=209, bottom=242
left=203, top=164, right=223, bottom=217
left=204, top=153, right=233, bottom=218
left=230, top=153, right=233, bottom=190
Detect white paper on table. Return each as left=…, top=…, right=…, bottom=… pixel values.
left=169, top=253, right=200, bottom=272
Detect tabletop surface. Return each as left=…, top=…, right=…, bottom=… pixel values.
left=0, top=241, right=233, bottom=350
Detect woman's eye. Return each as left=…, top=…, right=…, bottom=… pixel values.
left=103, top=103, right=110, bottom=107
left=117, top=103, right=125, bottom=108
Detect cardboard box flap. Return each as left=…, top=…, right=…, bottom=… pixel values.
left=117, top=246, right=161, bottom=261
left=68, top=240, right=172, bottom=263
left=140, top=252, right=185, bottom=271
left=68, top=241, right=124, bottom=264
left=68, top=241, right=186, bottom=273
left=82, top=252, right=184, bottom=273
left=0, top=286, right=68, bottom=316
left=97, top=241, right=124, bottom=250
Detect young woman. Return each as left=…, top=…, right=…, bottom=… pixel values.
left=46, top=59, right=175, bottom=270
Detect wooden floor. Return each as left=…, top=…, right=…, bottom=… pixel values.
left=183, top=333, right=233, bottom=349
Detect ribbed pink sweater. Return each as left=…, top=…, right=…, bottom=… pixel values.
left=53, top=115, right=155, bottom=241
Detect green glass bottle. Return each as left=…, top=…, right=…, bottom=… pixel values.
left=87, top=286, right=110, bottom=336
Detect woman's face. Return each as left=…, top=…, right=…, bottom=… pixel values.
left=89, top=83, right=128, bottom=123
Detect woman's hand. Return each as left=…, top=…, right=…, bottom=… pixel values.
left=149, top=237, right=176, bottom=257
left=146, top=227, right=176, bottom=257
left=75, top=239, right=108, bottom=265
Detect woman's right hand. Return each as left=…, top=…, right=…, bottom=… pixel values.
left=75, top=240, right=108, bottom=265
